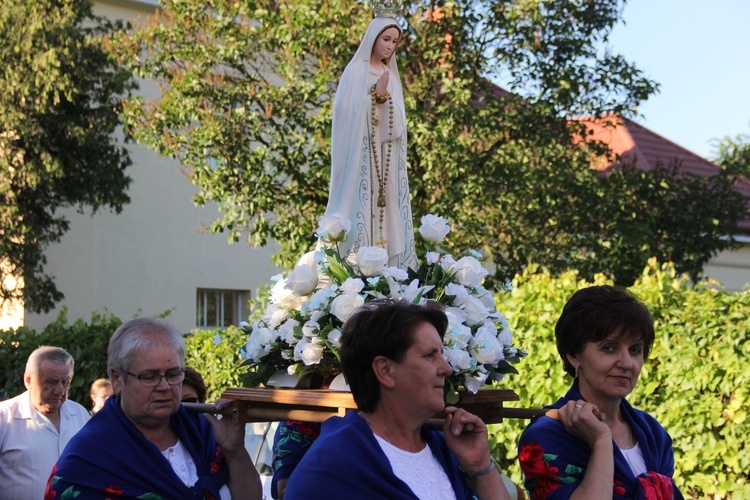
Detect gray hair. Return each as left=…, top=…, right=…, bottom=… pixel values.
left=107, top=318, right=185, bottom=374
left=25, top=346, right=74, bottom=375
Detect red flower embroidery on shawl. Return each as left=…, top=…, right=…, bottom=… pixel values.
left=209, top=444, right=224, bottom=473
left=296, top=422, right=322, bottom=438
left=613, top=479, right=627, bottom=496
left=44, top=463, right=59, bottom=500
left=638, top=471, right=675, bottom=500
left=519, top=442, right=562, bottom=500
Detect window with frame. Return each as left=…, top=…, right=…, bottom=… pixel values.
left=196, top=289, right=250, bottom=328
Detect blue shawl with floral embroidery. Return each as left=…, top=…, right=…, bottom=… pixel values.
left=284, top=411, right=473, bottom=499
left=46, top=396, right=228, bottom=499
left=518, top=383, right=683, bottom=500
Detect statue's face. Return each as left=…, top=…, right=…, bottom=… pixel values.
left=372, top=27, right=400, bottom=64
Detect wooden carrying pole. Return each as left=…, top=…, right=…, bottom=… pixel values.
left=182, top=387, right=557, bottom=425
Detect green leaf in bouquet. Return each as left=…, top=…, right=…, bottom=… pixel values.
left=293, top=324, right=304, bottom=340
left=325, top=255, right=351, bottom=283
left=319, top=322, right=333, bottom=336
left=445, top=388, right=460, bottom=405
left=324, top=340, right=341, bottom=362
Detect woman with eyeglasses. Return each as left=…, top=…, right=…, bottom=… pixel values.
left=46, top=317, right=261, bottom=499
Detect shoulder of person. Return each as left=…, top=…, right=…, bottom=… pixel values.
left=0, top=391, right=29, bottom=416
left=0, top=392, right=22, bottom=410
left=63, top=399, right=91, bottom=420
left=519, top=411, right=566, bottom=441
left=627, top=404, right=671, bottom=437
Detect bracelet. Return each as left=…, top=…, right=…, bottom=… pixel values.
left=459, top=456, right=496, bottom=478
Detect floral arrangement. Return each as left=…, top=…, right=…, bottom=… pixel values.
left=239, top=213, right=526, bottom=402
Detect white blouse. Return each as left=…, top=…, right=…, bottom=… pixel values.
left=374, top=434, right=456, bottom=500
left=161, top=439, right=231, bottom=499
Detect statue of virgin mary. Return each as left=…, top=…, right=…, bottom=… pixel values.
left=324, top=15, right=417, bottom=271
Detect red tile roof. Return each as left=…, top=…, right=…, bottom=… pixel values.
left=576, top=114, right=750, bottom=233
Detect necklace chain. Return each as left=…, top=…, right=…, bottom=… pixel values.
left=370, top=84, right=393, bottom=248
left=618, top=426, right=636, bottom=449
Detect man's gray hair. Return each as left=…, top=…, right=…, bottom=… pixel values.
left=107, top=318, right=185, bottom=374
left=25, top=346, right=74, bottom=375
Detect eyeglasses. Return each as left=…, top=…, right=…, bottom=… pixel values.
left=125, top=369, right=186, bottom=387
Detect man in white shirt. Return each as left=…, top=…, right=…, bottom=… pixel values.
left=0, top=346, right=90, bottom=500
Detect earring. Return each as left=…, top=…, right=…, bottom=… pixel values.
left=574, top=366, right=579, bottom=378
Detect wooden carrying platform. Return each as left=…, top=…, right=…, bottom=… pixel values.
left=218, top=387, right=548, bottom=425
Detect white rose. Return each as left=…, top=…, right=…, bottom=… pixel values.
left=465, top=370, right=489, bottom=394
left=271, top=279, right=304, bottom=310
left=425, top=251, right=441, bottom=265
left=245, top=335, right=263, bottom=361
left=447, top=322, right=473, bottom=349
left=278, top=319, right=299, bottom=345
left=450, top=256, right=489, bottom=287
left=497, top=328, right=513, bottom=347
left=474, top=286, right=496, bottom=309
left=340, top=277, right=365, bottom=294
left=355, top=246, right=389, bottom=277
left=476, top=320, right=498, bottom=337
left=330, top=292, right=365, bottom=323
left=418, top=214, right=451, bottom=243
left=316, top=213, right=351, bottom=244
left=327, top=328, right=342, bottom=348
left=444, top=283, right=470, bottom=304
left=440, top=254, right=456, bottom=272
left=382, top=266, right=409, bottom=281
left=302, top=321, right=320, bottom=338
left=258, top=326, right=277, bottom=347
left=309, top=309, right=326, bottom=324
left=461, top=296, right=489, bottom=326
left=263, top=304, right=290, bottom=329
left=245, top=326, right=275, bottom=361
left=444, top=347, right=472, bottom=372
left=294, top=338, right=324, bottom=365
left=285, top=261, right=319, bottom=296
left=471, top=329, right=504, bottom=365
left=444, top=306, right=468, bottom=326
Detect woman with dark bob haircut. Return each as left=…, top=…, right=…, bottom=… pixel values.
left=518, top=285, right=683, bottom=499
left=285, top=299, right=511, bottom=499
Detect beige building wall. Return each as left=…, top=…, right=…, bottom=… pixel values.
left=703, top=241, right=750, bottom=292
left=23, top=0, right=280, bottom=333
left=24, top=150, right=280, bottom=334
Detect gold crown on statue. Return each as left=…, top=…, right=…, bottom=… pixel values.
left=367, top=0, right=404, bottom=18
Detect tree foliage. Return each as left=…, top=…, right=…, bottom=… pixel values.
left=109, top=0, right=743, bottom=285
left=0, top=0, right=135, bottom=312
left=713, top=128, right=750, bottom=179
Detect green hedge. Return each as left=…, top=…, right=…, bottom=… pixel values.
left=184, top=326, right=247, bottom=402
left=0, top=309, right=122, bottom=410
left=3, top=260, right=748, bottom=497
left=491, top=260, right=750, bottom=498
